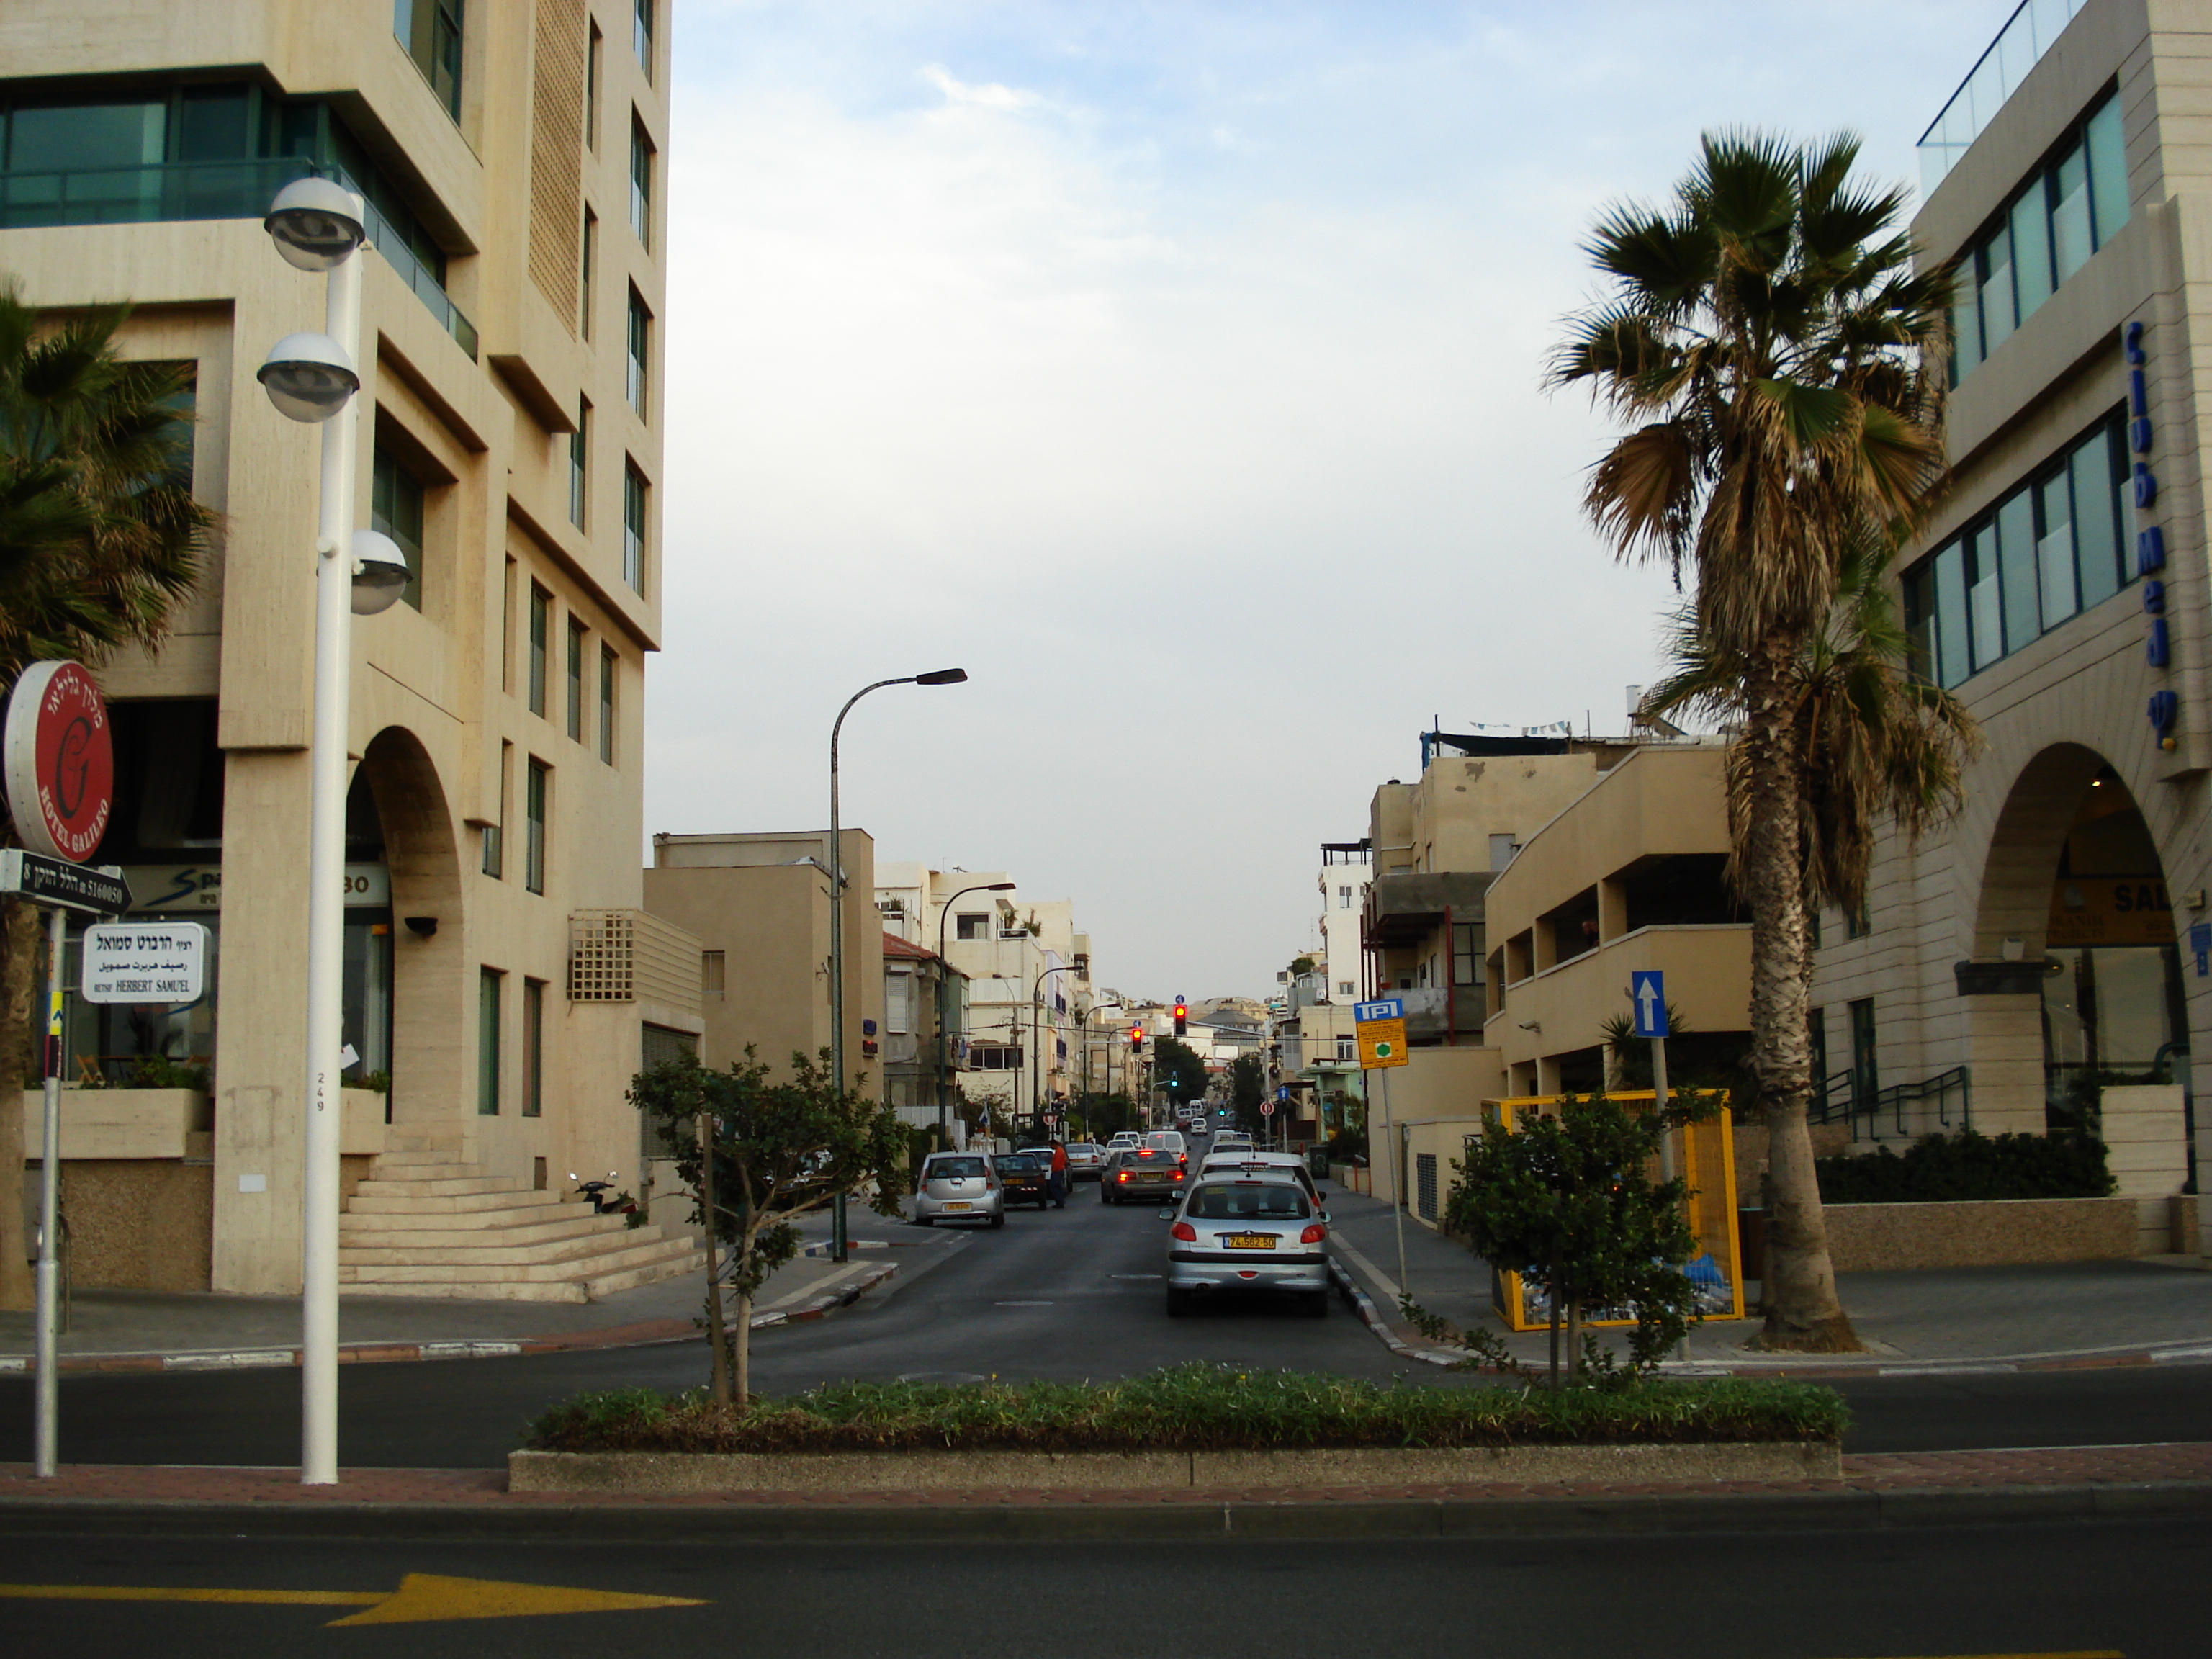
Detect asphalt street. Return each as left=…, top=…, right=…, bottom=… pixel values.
left=6, top=1161, right=2212, bottom=1465
left=1, top=1517, right=2205, bottom=1656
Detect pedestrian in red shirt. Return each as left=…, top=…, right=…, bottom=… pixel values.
left=1048, top=1140, right=1069, bottom=1208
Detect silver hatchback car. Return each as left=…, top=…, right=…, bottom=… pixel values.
left=1163, top=1176, right=1328, bottom=1316
left=912, top=1152, right=1007, bottom=1228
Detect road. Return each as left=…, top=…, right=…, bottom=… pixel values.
left=6, top=1155, right=2212, bottom=1465
left=1, top=1518, right=2203, bottom=1655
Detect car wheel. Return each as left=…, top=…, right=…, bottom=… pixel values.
left=989, top=1210, right=1006, bottom=1229
left=1305, top=1290, right=1329, bottom=1318
left=1166, top=1288, right=1192, bottom=1318
left=914, top=1215, right=932, bottom=1228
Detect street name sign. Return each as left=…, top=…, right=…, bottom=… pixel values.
left=1629, top=971, right=1668, bottom=1038
left=0, top=850, right=130, bottom=916
left=1353, top=997, right=1408, bottom=1069
left=82, top=920, right=208, bottom=1004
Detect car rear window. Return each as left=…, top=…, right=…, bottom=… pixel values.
left=928, top=1157, right=986, bottom=1179
left=1187, top=1182, right=1311, bottom=1221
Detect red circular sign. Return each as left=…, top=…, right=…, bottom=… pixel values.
left=4, top=662, right=114, bottom=863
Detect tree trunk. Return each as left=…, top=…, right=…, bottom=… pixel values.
left=0, top=897, right=38, bottom=1312
left=698, top=1112, right=729, bottom=1405
left=1740, top=639, right=1861, bottom=1352
left=734, top=1287, right=752, bottom=1406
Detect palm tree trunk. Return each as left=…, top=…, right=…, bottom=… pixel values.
left=1742, top=639, right=1861, bottom=1352
left=0, top=898, right=35, bottom=1311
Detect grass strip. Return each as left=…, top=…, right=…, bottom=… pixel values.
left=523, top=1364, right=1846, bottom=1454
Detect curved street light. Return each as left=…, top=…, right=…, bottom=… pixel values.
left=934, top=881, right=1015, bottom=1150
left=1029, top=963, right=1079, bottom=1130
left=825, top=669, right=968, bottom=1259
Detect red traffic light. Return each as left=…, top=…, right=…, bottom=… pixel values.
left=1172, top=997, right=1188, bottom=1037
left=1129, top=1024, right=1143, bottom=1051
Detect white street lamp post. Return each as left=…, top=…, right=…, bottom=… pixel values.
left=257, top=177, right=409, bottom=1487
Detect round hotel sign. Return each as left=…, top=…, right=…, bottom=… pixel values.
left=4, top=661, right=114, bottom=864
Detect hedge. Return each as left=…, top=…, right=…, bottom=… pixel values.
left=1815, top=1129, right=2113, bottom=1204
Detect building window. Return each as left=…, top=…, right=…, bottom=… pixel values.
left=1338, top=981, right=1354, bottom=996
left=622, top=462, right=647, bottom=591
left=477, top=967, right=503, bottom=1115
left=500, top=558, right=517, bottom=693
left=1335, top=1036, right=1356, bottom=1063
left=598, top=645, right=617, bottom=763
left=702, top=950, right=725, bottom=998
left=1902, top=410, right=2128, bottom=688
left=580, top=210, right=596, bottom=340
left=585, top=22, right=602, bottom=150
left=1338, top=885, right=1352, bottom=907
left=1452, top=922, right=1483, bottom=986
left=369, top=444, right=424, bottom=610
left=956, top=913, right=989, bottom=941
left=568, top=399, right=589, bottom=527
left=567, top=617, right=586, bottom=741
left=886, top=972, right=912, bottom=1034
left=1810, top=1004, right=1830, bottom=1101
left=634, top=0, right=655, bottom=77
left=971, top=1044, right=1022, bottom=1071
left=394, top=0, right=465, bottom=121
left=1951, top=89, right=2127, bottom=385
left=483, top=740, right=510, bottom=878
left=1848, top=997, right=1879, bottom=1112
left=629, top=120, right=653, bottom=248
left=521, top=979, right=545, bottom=1117
left=527, top=584, right=550, bottom=715
left=524, top=758, right=549, bottom=894
left=1845, top=902, right=1870, bottom=941
left=626, top=287, right=650, bottom=415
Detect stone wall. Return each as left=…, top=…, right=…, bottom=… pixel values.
left=57, top=1159, right=214, bottom=1292
left=1821, top=1195, right=2139, bottom=1272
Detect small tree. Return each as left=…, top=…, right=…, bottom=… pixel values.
left=1442, top=1094, right=1701, bottom=1386
left=631, top=1047, right=905, bottom=1405
left=1151, top=1035, right=1207, bottom=1117
left=1228, top=1053, right=1264, bottom=1120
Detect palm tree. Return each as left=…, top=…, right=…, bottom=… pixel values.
left=0, top=281, right=214, bottom=1310
left=1551, top=133, right=1951, bottom=1350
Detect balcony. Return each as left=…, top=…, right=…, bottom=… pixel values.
left=0, top=157, right=479, bottom=360
left=1367, top=870, right=1491, bottom=948
left=1917, top=0, right=2085, bottom=192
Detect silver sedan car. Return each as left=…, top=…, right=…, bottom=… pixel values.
left=1163, top=1175, right=1328, bottom=1317
left=912, top=1152, right=1007, bottom=1228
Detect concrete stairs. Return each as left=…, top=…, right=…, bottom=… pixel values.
left=339, top=1148, right=701, bottom=1303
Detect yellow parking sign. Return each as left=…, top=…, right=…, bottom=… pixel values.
left=1353, top=998, right=1409, bottom=1069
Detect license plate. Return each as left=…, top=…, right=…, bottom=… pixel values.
left=943, top=1201, right=972, bottom=1211
left=1223, top=1233, right=1277, bottom=1249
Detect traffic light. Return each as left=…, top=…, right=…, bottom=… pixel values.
left=1129, top=1024, right=1143, bottom=1053
left=1173, top=997, right=1187, bottom=1037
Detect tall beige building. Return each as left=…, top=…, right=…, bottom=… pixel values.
left=4, top=1, right=698, bottom=1298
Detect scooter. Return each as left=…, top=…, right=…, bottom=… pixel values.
left=570, top=1170, right=636, bottom=1215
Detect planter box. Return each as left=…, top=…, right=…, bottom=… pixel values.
left=1821, top=1195, right=2139, bottom=1272
left=508, top=1439, right=1839, bottom=1494
left=1330, top=1163, right=1370, bottom=1196
left=24, top=1087, right=210, bottom=1160
left=341, top=1088, right=388, bottom=1156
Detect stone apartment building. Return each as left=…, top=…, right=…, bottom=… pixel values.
left=5, top=1, right=698, bottom=1300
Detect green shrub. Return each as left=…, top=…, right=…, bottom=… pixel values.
left=1815, top=1128, right=2113, bottom=1203
left=521, top=1364, right=1845, bottom=1453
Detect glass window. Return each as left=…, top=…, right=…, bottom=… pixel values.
left=629, top=120, right=652, bottom=248
left=566, top=618, right=586, bottom=741
left=634, top=0, right=654, bottom=76
left=568, top=399, right=588, bottom=527
left=1452, top=922, right=1482, bottom=986
left=598, top=646, right=617, bottom=763
left=626, top=287, right=650, bottom=415
left=1934, top=543, right=1969, bottom=691
left=1903, top=560, right=1938, bottom=684
left=956, top=914, right=989, bottom=941
left=2073, top=428, right=2123, bottom=608
left=484, top=740, right=509, bottom=878
left=1979, top=223, right=2016, bottom=354
left=394, top=0, right=466, bottom=121
left=585, top=22, right=603, bottom=151
left=2036, top=471, right=2077, bottom=628
left=580, top=210, right=596, bottom=339
left=1966, top=523, right=2002, bottom=672
left=477, top=966, right=502, bottom=1115
left=527, top=584, right=549, bottom=716
left=369, top=444, right=424, bottom=610
left=2086, top=91, right=2128, bottom=248
left=2051, top=141, right=2092, bottom=282
left=6, top=99, right=166, bottom=172
left=623, top=462, right=647, bottom=592
left=2010, top=184, right=2053, bottom=320
left=525, top=759, right=548, bottom=894
left=1997, top=490, right=2038, bottom=655
left=177, top=87, right=251, bottom=163
left=1951, top=281, right=1984, bottom=382
left=500, top=557, right=517, bottom=693
left=521, top=979, right=544, bottom=1117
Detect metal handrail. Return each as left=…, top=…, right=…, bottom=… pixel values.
left=1916, top=0, right=2086, bottom=192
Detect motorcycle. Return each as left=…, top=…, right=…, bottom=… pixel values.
left=570, top=1169, right=637, bottom=1216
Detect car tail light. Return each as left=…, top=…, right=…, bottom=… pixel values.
left=1170, top=1221, right=1197, bottom=1242
left=1117, top=1172, right=1130, bottom=1183
left=1300, top=1223, right=1326, bottom=1244
left=1170, top=1169, right=1184, bottom=1182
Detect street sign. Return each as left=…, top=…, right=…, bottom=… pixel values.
left=1354, top=997, right=1408, bottom=1070
left=0, top=850, right=130, bottom=915
left=2, top=661, right=114, bottom=863
left=1259, top=1100, right=1275, bottom=1116
left=82, top=920, right=208, bottom=1004
left=1630, top=970, right=1668, bottom=1038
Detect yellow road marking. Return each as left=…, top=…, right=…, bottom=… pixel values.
left=0, top=1574, right=706, bottom=1626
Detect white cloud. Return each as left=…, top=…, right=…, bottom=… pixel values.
left=920, top=62, right=1042, bottom=113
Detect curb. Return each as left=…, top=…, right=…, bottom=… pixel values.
left=1326, top=1259, right=1465, bottom=1369
left=3, top=1478, right=2208, bottom=1544
left=0, top=1263, right=902, bottom=1377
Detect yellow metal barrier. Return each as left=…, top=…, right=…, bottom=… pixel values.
left=1478, top=1092, right=1745, bottom=1329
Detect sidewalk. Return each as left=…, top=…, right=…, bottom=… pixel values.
left=1320, top=1186, right=2212, bottom=1374
left=0, top=1209, right=948, bottom=1374
left=2, top=1442, right=2208, bottom=1541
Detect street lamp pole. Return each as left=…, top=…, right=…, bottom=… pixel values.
left=255, top=179, right=410, bottom=1488
left=934, top=880, right=1014, bottom=1150
left=827, top=669, right=966, bottom=1262
left=1029, top=963, right=1076, bottom=1130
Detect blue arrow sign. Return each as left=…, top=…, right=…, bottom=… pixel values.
left=1353, top=999, right=1405, bottom=1022
left=1629, top=971, right=1668, bottom=1038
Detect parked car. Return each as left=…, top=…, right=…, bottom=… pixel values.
left=1100, top=1148, right=1187, bottom=1205
left=1064, top=1142, right=1107, bottom=1181
left=1198, top=1150, right=1323, bottom=1204
left=1164, top=1177, right=1329, bottom=1317
left=993, top=1152, right=1053, bottom=1210
left=912, top=1153, right=1007, bottom=1228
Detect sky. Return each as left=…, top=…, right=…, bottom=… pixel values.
left=645, top=0, right=2018, bottom=1005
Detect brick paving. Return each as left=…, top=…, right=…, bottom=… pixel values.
left=5, top=1441, right=2210, bottom=1512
